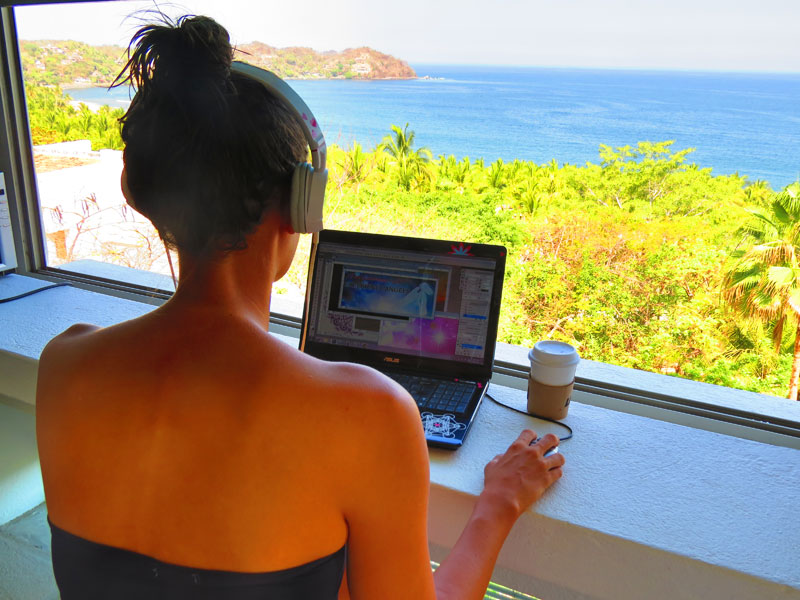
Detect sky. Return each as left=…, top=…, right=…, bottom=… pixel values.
left=13, top=0, right=800, bottom=72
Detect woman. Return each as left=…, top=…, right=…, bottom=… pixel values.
left=36, top=15, right=565, bottom=599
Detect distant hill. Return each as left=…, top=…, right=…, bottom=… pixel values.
left=236, top=42, right=416, bottom=79
left=19, top=39, right=416, bottom=88
left=20, top=40, right=124, bottom=87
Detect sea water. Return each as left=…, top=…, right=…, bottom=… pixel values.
left=67, top=65, right=800, bottom=189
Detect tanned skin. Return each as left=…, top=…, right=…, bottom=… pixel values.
left=37, top=176, right=565, bottom=600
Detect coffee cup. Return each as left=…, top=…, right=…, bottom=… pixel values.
left=527, top=341, right=579, bottom=420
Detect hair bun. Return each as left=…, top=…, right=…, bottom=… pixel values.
left=161, top=16, right=233, bottom=81
left=118, top=15, right=234, bottom=114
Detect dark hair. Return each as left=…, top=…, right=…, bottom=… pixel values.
left=115, top=15, right=307, bottom=256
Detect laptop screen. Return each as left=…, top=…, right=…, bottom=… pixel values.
left=301, top=230, right=506, bottom=378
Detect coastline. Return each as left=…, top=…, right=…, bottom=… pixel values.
left=60, top=74, right=418, bottom=88
left=61, top=82, right=109, bottom=90
left=284, top=76, right=418, bottom=81
left=60, top=67, right=799, bottom=189
left=67, top=99, right=104, bottom=112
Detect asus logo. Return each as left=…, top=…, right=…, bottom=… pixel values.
left=383, top=357, right=400, bottom=364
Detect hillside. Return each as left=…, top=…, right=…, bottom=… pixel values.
left=20, top=39, right=416, bottom=88
left=236, top=42, right=416, bottom=79
left=20, top=40, right=124, bottom=87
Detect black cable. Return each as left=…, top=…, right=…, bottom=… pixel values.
left=0, top=283, right=71, bottom=303
left=486, top=391, right=573, bottom=442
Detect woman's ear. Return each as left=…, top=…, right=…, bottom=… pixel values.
left=120, top=166, right=137, bottom=211
left=278, top=189, right=298, bottom=235
left=279, top=218, right=296, bottom=235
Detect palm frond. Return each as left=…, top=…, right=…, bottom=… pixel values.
left=789, top=288, right=800, bottom=316
left=767, top=266, right=796, bottom=286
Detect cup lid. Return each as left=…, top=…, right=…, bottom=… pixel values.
left=529, top=340, right=580, bottom=366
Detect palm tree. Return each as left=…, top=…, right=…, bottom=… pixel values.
left=437, top=154, right=471, bottom=192
left=540, top=158, right=563, bottom=198
left=722, top=183, right=800, bottom=400
left=76, top=103, right=93, bottom=136
left=380, top=123, right=416, bottom=160
left=341, top=142, right=370, bottom=189
left=379, top=123, right=432, bottom=191
left=743, top=179, right=773, bottom=206
left=487, top=159, right=505, bottom=189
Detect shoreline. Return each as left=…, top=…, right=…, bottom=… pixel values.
left=284, top=76, right=417, bottom=81
left=60, top=75, right=418, bottom=90
left=61, top=82, right=109, bottom=90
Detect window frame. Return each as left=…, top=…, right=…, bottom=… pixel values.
left=0, top=171, right=18, bottom=271
left=0, top=5, right=36, bottom=273
left=2, top=2, right=799, bottom=440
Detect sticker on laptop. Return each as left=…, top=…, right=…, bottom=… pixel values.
left=421, top=412, right=467, bottom=438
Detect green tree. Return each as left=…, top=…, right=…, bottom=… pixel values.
left=340, top=142, right=370, bottom=188
left=436, top=154, right=471, bottom=192
left=379, top=123, right=432, bottom=191
left=24, top=83, right=124, bottom=149
left=722, top=183, right=800, bottom=400
left=487, top=158, right=505, bottom=189
left=597, top=141, right=694, bottom=209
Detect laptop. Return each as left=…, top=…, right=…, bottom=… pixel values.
left=300, top=229, right=506, bottom=449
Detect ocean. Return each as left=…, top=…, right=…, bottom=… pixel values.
left=67, top=64, right=800, bottom=189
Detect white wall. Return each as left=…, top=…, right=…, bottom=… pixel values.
left=0, top=403, right=43, bottom=526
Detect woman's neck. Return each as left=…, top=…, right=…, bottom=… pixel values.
left=167, top=253, right=274, bottom=330
left=160, top=214, right=296, bottom=331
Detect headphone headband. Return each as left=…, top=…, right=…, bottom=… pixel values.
left=230, top=61, right=327, bottom=233
left=231, top=61, right=326, bottom=171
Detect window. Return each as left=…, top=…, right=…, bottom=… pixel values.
left=15, top=2, right=175, bottom=293
left=5, top=1, right=800, bottom=429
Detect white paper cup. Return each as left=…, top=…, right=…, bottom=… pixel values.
left=527, top=341, right=579, bottom=420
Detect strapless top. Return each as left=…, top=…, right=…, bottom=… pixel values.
left=49, top=518, right=345, bottom=599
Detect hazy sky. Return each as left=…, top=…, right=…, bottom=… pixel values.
left=14, top=0, right=800, bottom=71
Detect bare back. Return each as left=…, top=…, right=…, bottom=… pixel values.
left=36, top=304, right=430, bottom=579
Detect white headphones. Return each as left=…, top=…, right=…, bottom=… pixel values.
left=231, top=61, right=328, bottom=234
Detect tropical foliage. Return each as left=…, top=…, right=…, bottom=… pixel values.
left=378, top=123, right=433, bottom=191
left=27, top=84, right=125, bottom=150
left=20, top=40, right=124, bottom=87
left=722, top=183, right=800, bottom=399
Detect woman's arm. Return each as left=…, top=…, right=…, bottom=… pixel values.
left=340, top=369, right=564, bottom=600
left=339, top=380, right=438, bottom=600
left=433, top=431, right=564, bottom=600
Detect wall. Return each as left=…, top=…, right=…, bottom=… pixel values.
left=0, top=402, right=42, bottom=526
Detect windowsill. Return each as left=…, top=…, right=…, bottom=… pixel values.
left=1, top=272, right=799, bottom=598
left=10, top=264, right=800, bottom=443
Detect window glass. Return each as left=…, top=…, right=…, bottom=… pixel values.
left=14, top=1, right=800, bottom=401
left=19, top=3, right=174, bottom=290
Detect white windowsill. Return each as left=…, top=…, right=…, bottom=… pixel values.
left=1, top=272, right=799, bottom=599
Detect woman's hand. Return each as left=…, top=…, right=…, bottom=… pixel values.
left=481, top=430, right=565, bottom=522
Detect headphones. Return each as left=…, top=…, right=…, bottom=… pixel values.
left=231, top=61, right=328, bottom=234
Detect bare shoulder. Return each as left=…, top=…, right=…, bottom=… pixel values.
left=295, top=350, right=419, bottom=418
left=45, top=321, right=100, bottom=344
left=36, top=323, right=101, bottom=407
left=269, top=344, right=425, bottom=443
left=40, top=322, right=101, bottom=364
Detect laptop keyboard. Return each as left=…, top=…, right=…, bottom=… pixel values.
left=386, top=373, right=475, bottom=414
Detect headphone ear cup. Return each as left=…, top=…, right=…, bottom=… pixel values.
left=306, top=167, right=327, bottom=233
left=290, top=163, right=311, bottom=233
left=290, top=162, right=325, bottom=234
